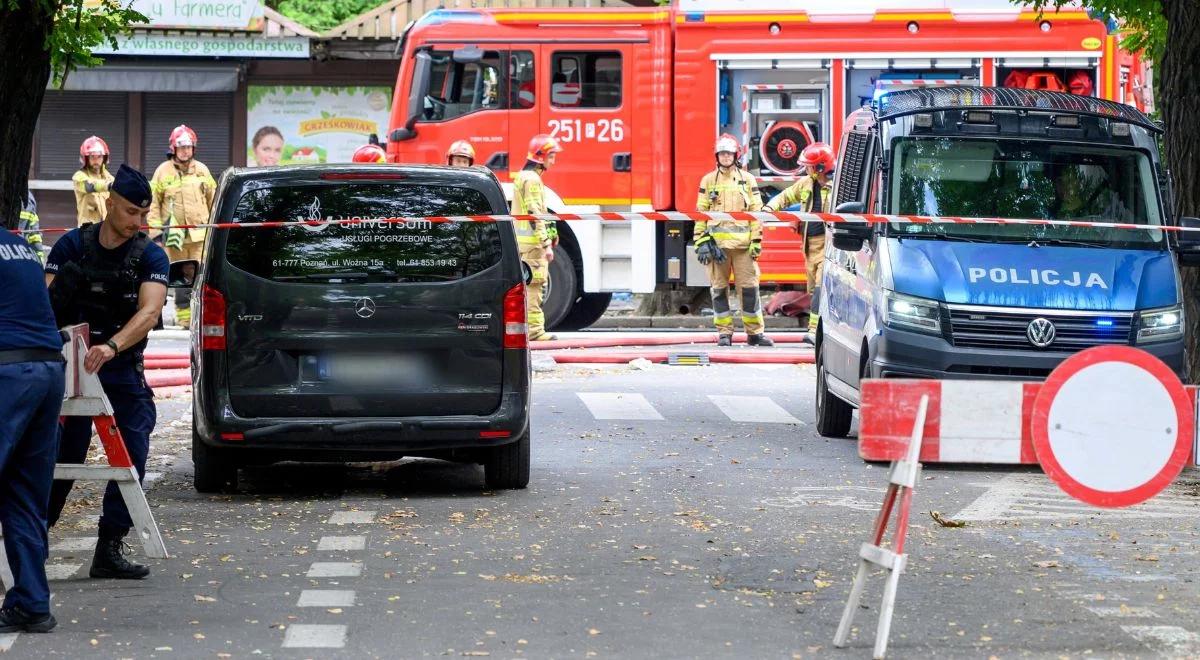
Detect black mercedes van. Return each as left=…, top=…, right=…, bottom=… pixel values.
left=185, top=164, right=530, bottom=492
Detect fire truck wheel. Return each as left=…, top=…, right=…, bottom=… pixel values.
left=556, top=292, right=613, bottom=331
left=543, top=244, right=578, bottom=330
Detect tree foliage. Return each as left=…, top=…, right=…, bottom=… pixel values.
left=268, top=0, right=390, bottom=32
left=1023, top=0, right=1166, bottom=60
left=4, top=0, right=147, bottom=85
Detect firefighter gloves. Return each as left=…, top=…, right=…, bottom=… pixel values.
left=749, top=239, right=763, bottom=260
left=695, top=235, right=725, bottom=265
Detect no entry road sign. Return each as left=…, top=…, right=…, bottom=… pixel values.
left=1031, top=346, right=1193, bottom=508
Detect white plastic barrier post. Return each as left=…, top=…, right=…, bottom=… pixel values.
left=834, top=394, right=928, bottom=660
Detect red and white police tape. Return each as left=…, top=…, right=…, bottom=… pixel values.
left=7, top=211, right=1198, bottom=235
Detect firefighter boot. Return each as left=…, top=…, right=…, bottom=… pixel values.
left=747, top=333, right=775, bottom=347
left=717, top=335, right=732, bottom=347
left=90, top=535, right=150, bottom=580
left=804, top=287, right=820, bottom=345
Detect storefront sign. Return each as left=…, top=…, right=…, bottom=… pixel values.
left=88, top=0, right=265, bottom=29
left=246, top=86, right=394, bottom=166
left=94, top=33, right=309, bottom=58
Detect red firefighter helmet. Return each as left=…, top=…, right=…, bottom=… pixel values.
left=526, top=134, right=562, bottom=165
left=798, top=142, right=836, bottom=174
left=351, top=144, right=387, bottom=163
left=714, top=133, right=744, bottom=159
left=446, top=140, right=476, bottom=165
left=79, top=136, right=110, bottom=166
left=169, top=124, right=198, bottom=151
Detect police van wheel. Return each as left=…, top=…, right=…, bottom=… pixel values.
left=815, top=349, right=853, bottom=438
left=193, top=432, right=238, bottom=493
left=483, top=431, right=530, bottom=490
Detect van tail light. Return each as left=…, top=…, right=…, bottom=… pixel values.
left=201, top=284, right=226, bottom=350
left=503, top=283, right=527, bottom=349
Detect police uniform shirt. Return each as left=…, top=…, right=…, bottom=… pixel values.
left=0, top=230, right=61, bottom=352
left=47, top=228, right=170, bottom=305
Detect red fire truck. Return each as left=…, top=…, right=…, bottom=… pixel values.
left=385, top=0, right=1150, bottom=329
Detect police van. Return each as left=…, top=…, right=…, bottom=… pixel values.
left=814, top=87, right=1200, bottom=438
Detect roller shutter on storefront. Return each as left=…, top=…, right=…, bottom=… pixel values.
left=142, top=93, right=233, bottom=177
left=36, top=91, right=128, bottom=179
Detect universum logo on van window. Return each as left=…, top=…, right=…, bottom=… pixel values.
left=296, top=197, right=434, bottom=238
left=968, top=267, right=1109, bottom=289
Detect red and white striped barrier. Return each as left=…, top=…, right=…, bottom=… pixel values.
left=860, top=378, right=1199, bottom=466
left=10, top=211, right=1195, bottom=235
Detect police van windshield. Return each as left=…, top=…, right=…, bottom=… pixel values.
left=888, top=137, right=1165, bottom=249
left=224, top=183, right=503, bottom=284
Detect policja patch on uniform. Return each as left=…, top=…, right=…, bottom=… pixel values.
left=111, top=164, right=153, bottom=209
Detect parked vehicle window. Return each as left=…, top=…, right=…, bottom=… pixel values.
left=550, top=51, right=622, bottom=108
left=421, top=49, right=504, bottom=122
left=509, top=51, right=536, bottom=109
left=889, top=137, right=1164, bottom=248
left=225, top=183, right=503, bottom=283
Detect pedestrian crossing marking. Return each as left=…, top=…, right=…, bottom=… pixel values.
left=327, top=511, right=377, bottom=525
left=1123, top=626, right=1200, bottom=657
left=45, top=563, right=83, bottom=581
left=317, top=536, right=366, bottom=551
left=297, top=589, right=357, bottom=608
left=307, top=562, right=363, bottom=578
left=954, top=473, right=1200, bottom=522
left=707, top=395, right=803, bottom=425
left=0, top=633, right=17, bottom=652
left=50, top=537, right=98, bottom=553
left=577, top=393, right=664, bottom=421
left=282, top=624, right=347, bottom=649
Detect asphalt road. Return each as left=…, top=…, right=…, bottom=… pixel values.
left=5, top=344, right=1200, bottom=658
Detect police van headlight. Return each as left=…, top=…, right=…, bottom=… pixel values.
left=1137, top=305, right=1183, bottom=343
left=883, top=291, right=942, bottom=334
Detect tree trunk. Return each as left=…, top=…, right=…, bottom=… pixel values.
left=0, top=4, right=55, bottom=230
left=637, top=284, right=710, bottom=316
left=1161, top=0, right=1200, bottom=381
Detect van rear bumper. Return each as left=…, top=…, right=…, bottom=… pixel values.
left=193, top=389, right=529, bottom=459
left=868, top=326, right=1187, bottom=381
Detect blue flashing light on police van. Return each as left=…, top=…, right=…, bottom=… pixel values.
left=1096, top=319, right=1114, bottom=327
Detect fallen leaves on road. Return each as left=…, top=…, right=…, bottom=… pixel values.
left=193, top=595, right=216, bottom=602
left=929, top=511, right=968, bottom=528
left=1032, top=560, right=1060, bottom=569
left=1136, top=554, right=1160, bottom=562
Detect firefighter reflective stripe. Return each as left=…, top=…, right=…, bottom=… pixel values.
left=18, top=209, right=43, bottom=263
left=709, top=225, right=751, bottom=242
left=515, top=221, right=543, bottom=247
left=741, top=286, right=764, bottom=331
left=766, top=177, right=830, bottom=213
left=710, top=287, right=734, bottom=330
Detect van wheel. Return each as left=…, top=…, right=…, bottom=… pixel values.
left=193, top=432, right=238, bottom=493
left=484, top=432, right=530, bottom=489
left=556, top=292, right=612, bottom=331
left=815, top=348, right=853, bottom=438
left=543, top=246, right=578, bottom=330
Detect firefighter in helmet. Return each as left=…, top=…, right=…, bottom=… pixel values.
left=19, top=190, right=44, bottom=265
left=351, top=144, right=387, bottom=163
left=764, top=142, right=835, bottom=342
left=511, top=134, right=562, bottom=342
left=147, top=124, right=216, bottom=328
left=73, top=136, right=115, bottom=226
left=446, top=140, right=476, bottom=167
left=695, top=134, right=773, bottom=347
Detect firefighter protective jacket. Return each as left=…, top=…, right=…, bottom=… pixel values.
left=766, top=175, right=831, bottom=242
left=512, top=169, right=552, bottom=251
left=147, top=159, right=216, bottom=244
left=694, top=167, right=762, bottom=249
left=72, top=167, right=114, bottom=226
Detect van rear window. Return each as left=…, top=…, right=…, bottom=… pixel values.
left=224, top=183, right=503, bottom=283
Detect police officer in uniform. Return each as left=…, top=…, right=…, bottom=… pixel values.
left=695, top=134, right=773, bottom=347
left=764, top=142, right=835, bottom=342
left=45, top=164, right=169, bottom=580
left=0, top=223, right=65, bottom=634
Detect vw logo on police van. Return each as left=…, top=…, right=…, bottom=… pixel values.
left=354, top=297, right=376, bottom=319
left=1026, top=317, right=1057, bottom=348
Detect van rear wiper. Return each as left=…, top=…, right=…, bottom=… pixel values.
left=303, top=271, right=371, bottom=282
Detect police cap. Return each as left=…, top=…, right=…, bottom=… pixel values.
left=111, top=164, right=153, bottom=208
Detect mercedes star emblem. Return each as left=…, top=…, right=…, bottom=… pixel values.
left=354, top=297, right=376, bottom=319
left=1026, top=317, right=1056, bottom=348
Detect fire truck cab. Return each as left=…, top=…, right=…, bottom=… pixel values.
left=386, top=1, right=1149, bottom=329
